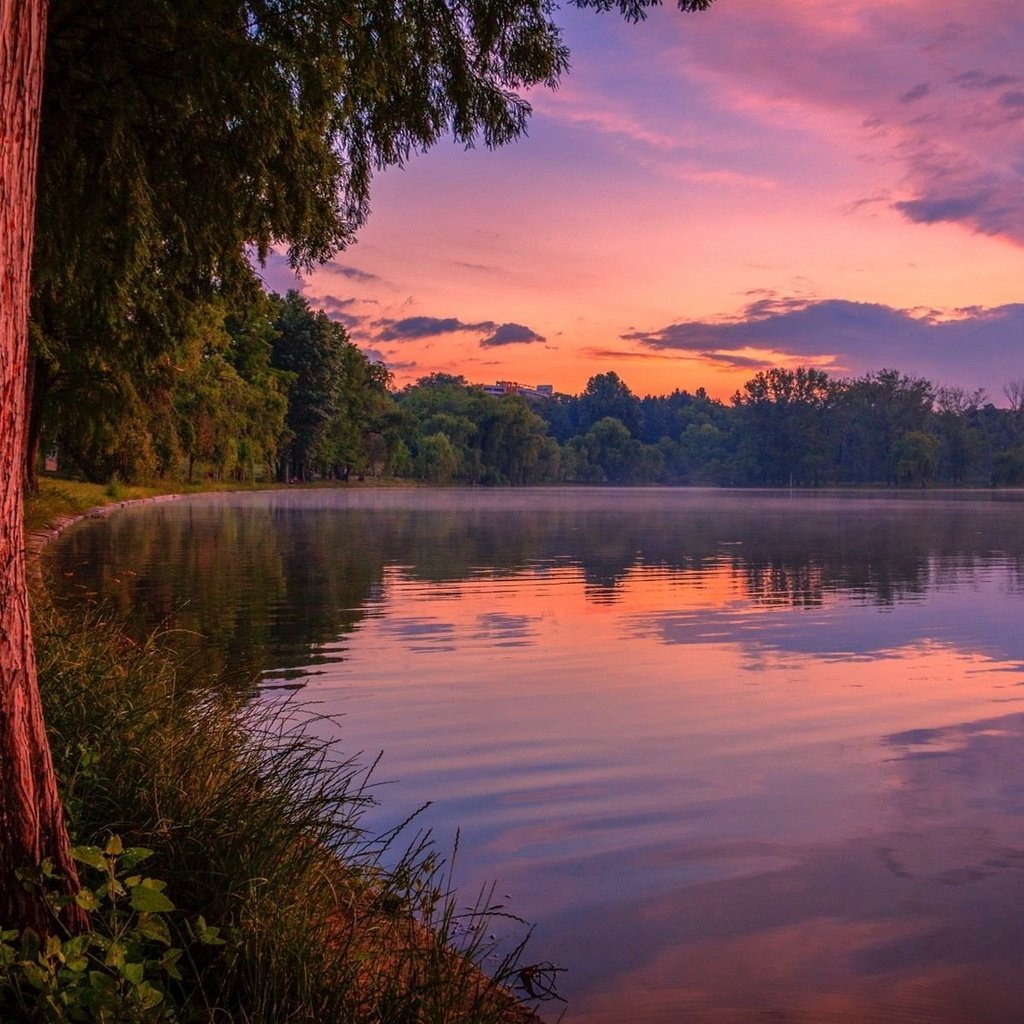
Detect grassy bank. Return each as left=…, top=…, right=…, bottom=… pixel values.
left=7, top=485, right=548, bottom=1023
left=22, top=478, right=277, bottom=534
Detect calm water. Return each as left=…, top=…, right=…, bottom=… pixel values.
left=47, top=488, right=1024, bottom=1023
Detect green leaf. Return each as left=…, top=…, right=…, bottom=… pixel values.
left=21, top=962, right=49, bottom=990
left=71, top=846, right=106, bottom=872
left=138, top=916, right=171, bottom=947
left=129, top=886, right=174, bottom=914
left=195, top=915, right=226, bottom=946
left=120, top=847, right=154, bottom=871
left=88, top=970, right=117, bottom=995
left=75, top=888, right=99, bottom=911
left=122, top=961, right=144, bottom=986
left=104, top=836, right=123, bottom=857
left=105, top=940, right=125, bottom=969
left=134, top=980, right=164, bottom=1009
left=159, top=948, right=183, bottom=982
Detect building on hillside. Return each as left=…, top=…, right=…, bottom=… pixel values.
left=479, top=381, right=554, bottom=402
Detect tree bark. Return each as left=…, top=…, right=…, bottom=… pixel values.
left=0, top=0, right=86, bottom=935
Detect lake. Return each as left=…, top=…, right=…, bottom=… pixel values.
left=47, top=487, right=1024, bottom=1023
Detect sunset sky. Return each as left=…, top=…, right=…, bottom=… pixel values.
left=263, top=0, right=1024, bottom=401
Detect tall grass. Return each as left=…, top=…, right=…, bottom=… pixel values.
left=31, top=601, right=544, bottom=1023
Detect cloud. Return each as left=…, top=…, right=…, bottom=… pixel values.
left=952, top=71, right=1019, bottom=91
left=654, top=0, right=1024, bottom=246
left=900, top=83, right=930, bottom=104
left=479, top=323, right=546, bottom=347
left=325, top=261, right=382, bottom=283
left=893, top=192, right=1003, bottom=227
left=534, top=82, right=683, bottom=151
left=581, top=347, right=682, bottom=362
left=360, top=348, right=388, bottom=365
left=623, top=298, right=1024, bottom=395
left=375, top=316, right=496, bottom=341
left=316, top=294, right=365, bottom=328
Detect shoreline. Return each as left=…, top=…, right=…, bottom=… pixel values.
left=24, top=482, right=547, bottom=1024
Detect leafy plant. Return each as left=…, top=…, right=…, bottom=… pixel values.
left=0, top=835, right=225, bottom=1023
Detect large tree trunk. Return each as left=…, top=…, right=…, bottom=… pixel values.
left=0, top=0, right=86, bottom=935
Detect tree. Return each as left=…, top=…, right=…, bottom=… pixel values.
left=577, top=371, right=644, bottom=436
left=731, top=367, right=836, bottom=485
left=834, top=369, right=934, bottom=484
left=0, top=0, right=87, bottom=935
left=893, top=430, right=940, bottom=487
left=3, top=0, right=716, bottom=939
left=271, top=291, right=349, bottom=481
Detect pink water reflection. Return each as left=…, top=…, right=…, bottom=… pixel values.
left=49, top=489, right=1024, bottom=1022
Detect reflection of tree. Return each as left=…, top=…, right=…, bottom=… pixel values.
left=46, top=492, right=1024, bottom=680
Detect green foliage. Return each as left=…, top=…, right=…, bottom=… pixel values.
left=29, top=0, right=640, bottom=486
left=0, top=836, right=227, bottom=1023
left=270, top=291, right=401, bottom=481
left=29, top=603, right=544, bottom=1023
left=893, top=430, right=940, bottom=487
left=397, top=376, right=555, bottom=485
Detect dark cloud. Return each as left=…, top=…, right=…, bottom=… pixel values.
left=479, top=322, right=546, bottom=347
left=360, top=348, right=388, bottom=365
left=893, top=192, right=998, bottom=226
left=998, top=90, right=1024, bottom=115
left=376, top=316, right=496, bottom=341
left=317, top=294, right=365, bottom=328
left=582, top=347, right=680, bottom=362
left=623, top=298, right=1024, bottom=395
left=320, top=295, right=357, bottom=310
left=701, top=352, right=774, bottom=370
left=951, top=71, right=1019, bottom=91
left=899, top=83, right=930, bottom=104
left=325, top=261, right=381, bottom=283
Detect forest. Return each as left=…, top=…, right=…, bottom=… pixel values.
left=37, top=289, right=1024, bottom=490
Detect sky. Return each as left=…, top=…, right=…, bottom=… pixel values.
left=261, top=0, right=1024, bottom=402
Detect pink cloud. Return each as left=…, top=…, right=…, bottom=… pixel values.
left=656, top=0, right=1024, bottom=243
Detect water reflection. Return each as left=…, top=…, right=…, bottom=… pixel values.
left=46, top=488, right=1024, bottom=1023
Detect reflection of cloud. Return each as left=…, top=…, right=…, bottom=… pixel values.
left=377, top=615, right=455, bottom=654
left=625, top=572, right=1024, bottom=669
left=469, top=612, right=539, bottom=647
left=540, top=710, right=1024, bottom=1024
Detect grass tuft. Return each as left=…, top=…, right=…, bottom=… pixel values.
left=30, top=600, right=544, bottom=1023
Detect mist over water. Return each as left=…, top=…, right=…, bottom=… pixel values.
left=49, top=488, right=1024, bottom=1022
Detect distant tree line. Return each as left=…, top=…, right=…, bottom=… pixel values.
left=36, top=301, right=1024, bottom=489
left=396, top=367, right=1024, bottom=488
